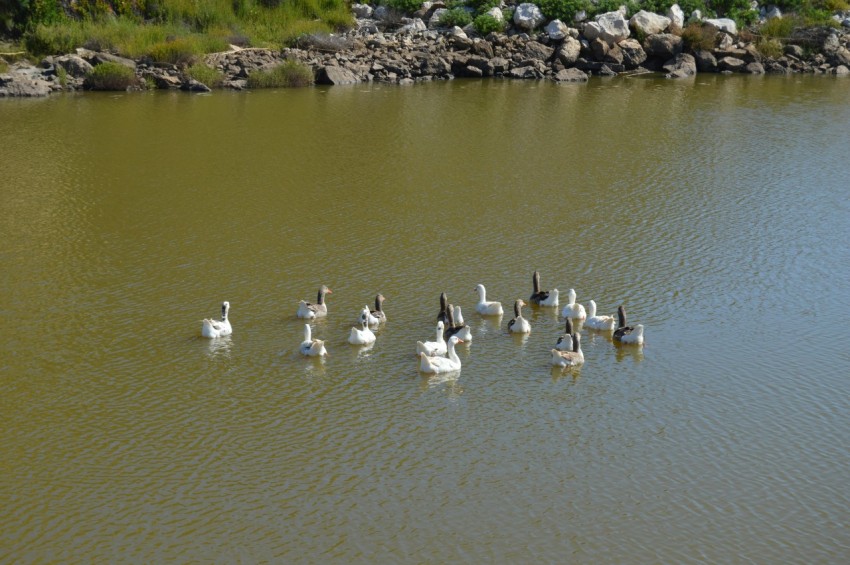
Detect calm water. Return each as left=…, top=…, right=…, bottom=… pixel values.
left=2, top=75, right=849, bottom=563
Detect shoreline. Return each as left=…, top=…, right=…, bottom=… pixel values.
left=3, top=6, right=850, bottom=97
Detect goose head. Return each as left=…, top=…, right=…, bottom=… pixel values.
left=317, top=285, right=332, bottom=303
left=374, top=294, right=385, bottom=312
left=617, top=305, right=627, bottom=328
left=567, top=288, right=577, bottom=304
left=221, top=301, right=230, bottom=320
left=514, top=299, right=526, bottom=317
left=587, top=300, right=597, bottom=318
left=532, top=271, right=541, bottom=293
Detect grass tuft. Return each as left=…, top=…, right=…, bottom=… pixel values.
left=85, top=61, right=139, bottom=90
left=187, top=63, right=225, bottom=87
left=246, top=60, right=314, bottom=88
left=681, top=23, right=717, bottom=52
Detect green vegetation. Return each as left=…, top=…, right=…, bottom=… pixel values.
left=0, top=59, right=8, bottom=73
left=537, top=0, right=591, bottom=24
left=85, top=61, right=138, bottom=90
left=246, top=59, right=313, bottom=88
left=439, top=7, right=473, bottom=28
left=4, top=0, right=353, bottom=58
left=681, top=22, right=717, bottom=51
left=187, top=63, right=225, bottom=88
left=473, top=13, right=505, bottom=35
left=756, top=37, right=784, bottom=58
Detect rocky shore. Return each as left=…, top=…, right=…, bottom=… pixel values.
left=3, top=2, right=850, bottom=97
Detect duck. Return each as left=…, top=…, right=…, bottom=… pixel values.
left=613, top=305, right=645, bottom=345
left=444, top=304, right=473, bottom=342
left=529, top=271, right=555, bottom=306
left=297, top=285, right=332, bottom=319
left=551, top=333, right=584, bottom=367
left=560, top=288, right=587, bottom=320
left=474, top=283, right=504, bottom=316
left=436, top=292, right=451, bottom=325
left=348, top=312, right=377, bottom=345
left=201, top=301, right=232, bottom=338
left=585, top=300, right=617, bottom=331
left=416, top=321, right=447, bottom=357
left=555, top=317, right=574, bottom=351
left=419, top=335, right=464, bottom=374
left=299, top=324, right=328, bottom=357
left=364, top=293, right=386, bottom=326
left=507, top=299, right=531, bottom=334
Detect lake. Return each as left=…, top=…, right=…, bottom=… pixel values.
left=1, top=75, right=849, bottom=562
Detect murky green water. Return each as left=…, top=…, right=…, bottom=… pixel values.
left=2, top=75, right=849, bottom=562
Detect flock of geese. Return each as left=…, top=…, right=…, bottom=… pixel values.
left=201, top=271, right=645, bottom=374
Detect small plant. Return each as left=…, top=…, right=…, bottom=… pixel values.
left=148, top=37, right=203, bottom=65
left=473, top=13, right=504, bottom=35
left=681, top=23, right=717, bottom=52
left=439, top=7, right=473, bottom=28
left=756, top=38, right=784, bottom=59
left=85, top=61, right=138, bottom=90
left=187, top=63, right=224, bottom=88
left=246, top=60, right=313, bottom=88
left=56, top=64, right=68, bottom=87
left=0, top=60, right=8, bottom=74
left=759, top=14, right=801, bottom=39
left=386, top=0, right=423, bottom=14
left=537, top=0, right=591, bottom=24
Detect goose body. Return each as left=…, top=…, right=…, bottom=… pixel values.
left=560, top=288, right=587, bottom=320
left=364, top=294, right=386, bottom=326
left=529, top=271, right=552, bottom=306
left=297, top=285, right=332, bottom=319
left=416, top=321, right=447, bottom=357
left=555, top=318, right=574, bottom=351
left=444, top=304, right=473, bottom=342
left=507, top=299, right=531, bottom=334
left=419, top=335, right=464, bottom=374
left=299, top=324, right=328, bottom=357
left=348, top=315, right=377, bottom=345
left=474, top=284, right=504, bottom=316
left=613, top=306, right=644, bottom=345
left=585, top=300, right=616, bottom=331
left=201, top=301, right=232, bottom=338
left=551, top=333, right=584, bottom=367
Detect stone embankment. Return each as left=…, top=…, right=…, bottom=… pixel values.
left=3, top=2, right=850, bottom=97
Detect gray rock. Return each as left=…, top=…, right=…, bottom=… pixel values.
left=583, top=11, right=630, bottom=45
left=667, top=4, right=685, bottom=32
left=705, top=18, right=737, bottom=36
left=744, top=62, right=765, bottom=74
left=53, top=55, right=94, bottom=78
left=784, top=44, right=804, bottom=58
left=717, top=56, right=746, bottom=72
left=630, top=10, right=671, bottom=36
left=663, top=53, right=697, bottom=76
left=556, top=36, right=582, bottom=66
left=693, top=50, right=717, bottom=72
left=0, top=72, right=52, bottom=97
left=429, top=9, right=448, bottom=29
left=619, top=38, right=647, bottom=69
left=523, top=41, right=554, bottom=61
left=508, top=65, right=541, bottom=79
left=546, top=20, right=568, bottom=41
left=351, top=3, right=373, bottom=19
left=834, top=64, right=850, bottom=75
left=316, top=65, right=359, bottom=84
left=829, top=46, right=850, bottom=67
left=181, top=78, right=212, bottom=92
left=643, top=33, right=683, bottom=60
left=513, top=4, right=546, bottom=31
left=553, top=68, right=589, bottom=82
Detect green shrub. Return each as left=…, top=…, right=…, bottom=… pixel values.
left=56, top=64, right=68, bottom=86
left=468, top=0, right=502, bottom=12
left=187, top=63, right=224, bottom=87
left=681, top=22, right=717, bottom=51
left=386, top=0, right=423, bottom=14
left=439, top=7, right=473, bottom=27
left=85, top=61, right=138, bottom=90
left=473, top=13, right=504, bottom=35
left=759, top=14, right=801, bottom=39
left=147, top=36, right=205, bottom=64
left=756, top=38, right=784, bottom=58
left=246, top=60, right=313, bottom=88
left=590, top=0, right=641, bottom=18
left=537, top=0, right=590, bottom=24
left=0, top=60, right=8, bottom=73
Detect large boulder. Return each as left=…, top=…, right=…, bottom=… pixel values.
left=583, top=11, right=630, bottom=45
left=351, top=3, right=373, bottom=19
left=705, top=18, right=738, bottom=36
left=693, top=49, right=718, bottom=72
left=643, top=33, right=683, bottom=60
left=316, top=65, right=358, bottom=85
left=556, top=36, right=582, bottom=66
left=546, top=19, right=569, bottom=41
left=667, top=4, right=685, bottom=32
left=0, top=68, right=52, bottom=97
left=717, top=56, right=746, bottom=72
left=630, top=10, right=671, bottom=36
left=618, top=38, right=647, bottom=69
left=553, top=68, right=588, bottom=82
left=663, top=53, right=697, bottom=77
left=53, top=54, right=94, bottom=78
left=513, top=3, right=546, bottom=31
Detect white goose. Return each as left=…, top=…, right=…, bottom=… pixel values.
left=585, top=300, right=616, bottom=331
left=507, top=299, right=531, bottom=334
left=444, top=304, right=473, bottom=342
left=299, top=324, right=328, bottom=357
left=555, top=317, right=574, bottom=351
left=613, top=305, right=644, bottom=345
left=201, top=301, right=232, bottom=338
left=297, top=285, right=332, bottom=319
left=474, top=284, right=504, bottom=316
left=551, top=333, right=584, bottom=367
left=348, top=312, right=377, bottom=345
left=419, top=335, right=464, bottom=374
left=416, top=321, right=447, bottom=357
left=560, top=288, right=587, bottom=320
left=364, top=294, right=386, bottom=326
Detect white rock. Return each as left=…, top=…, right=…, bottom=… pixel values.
left=630, top=10, right=671, bottom=35
left=428, top=8, right=448, bottom=28
left=583, top=11, right=630, bottom=45
left=486, top=7, right=504, bottom=22
left=667, top=4, right=685, bottom=31
left=705, top=18, right=737, bottom=36
left=351, top=3, right=373, bottom=19
left=513, top=3, right=546, bottom=31
left=546, top=19, right=569, bottom=41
